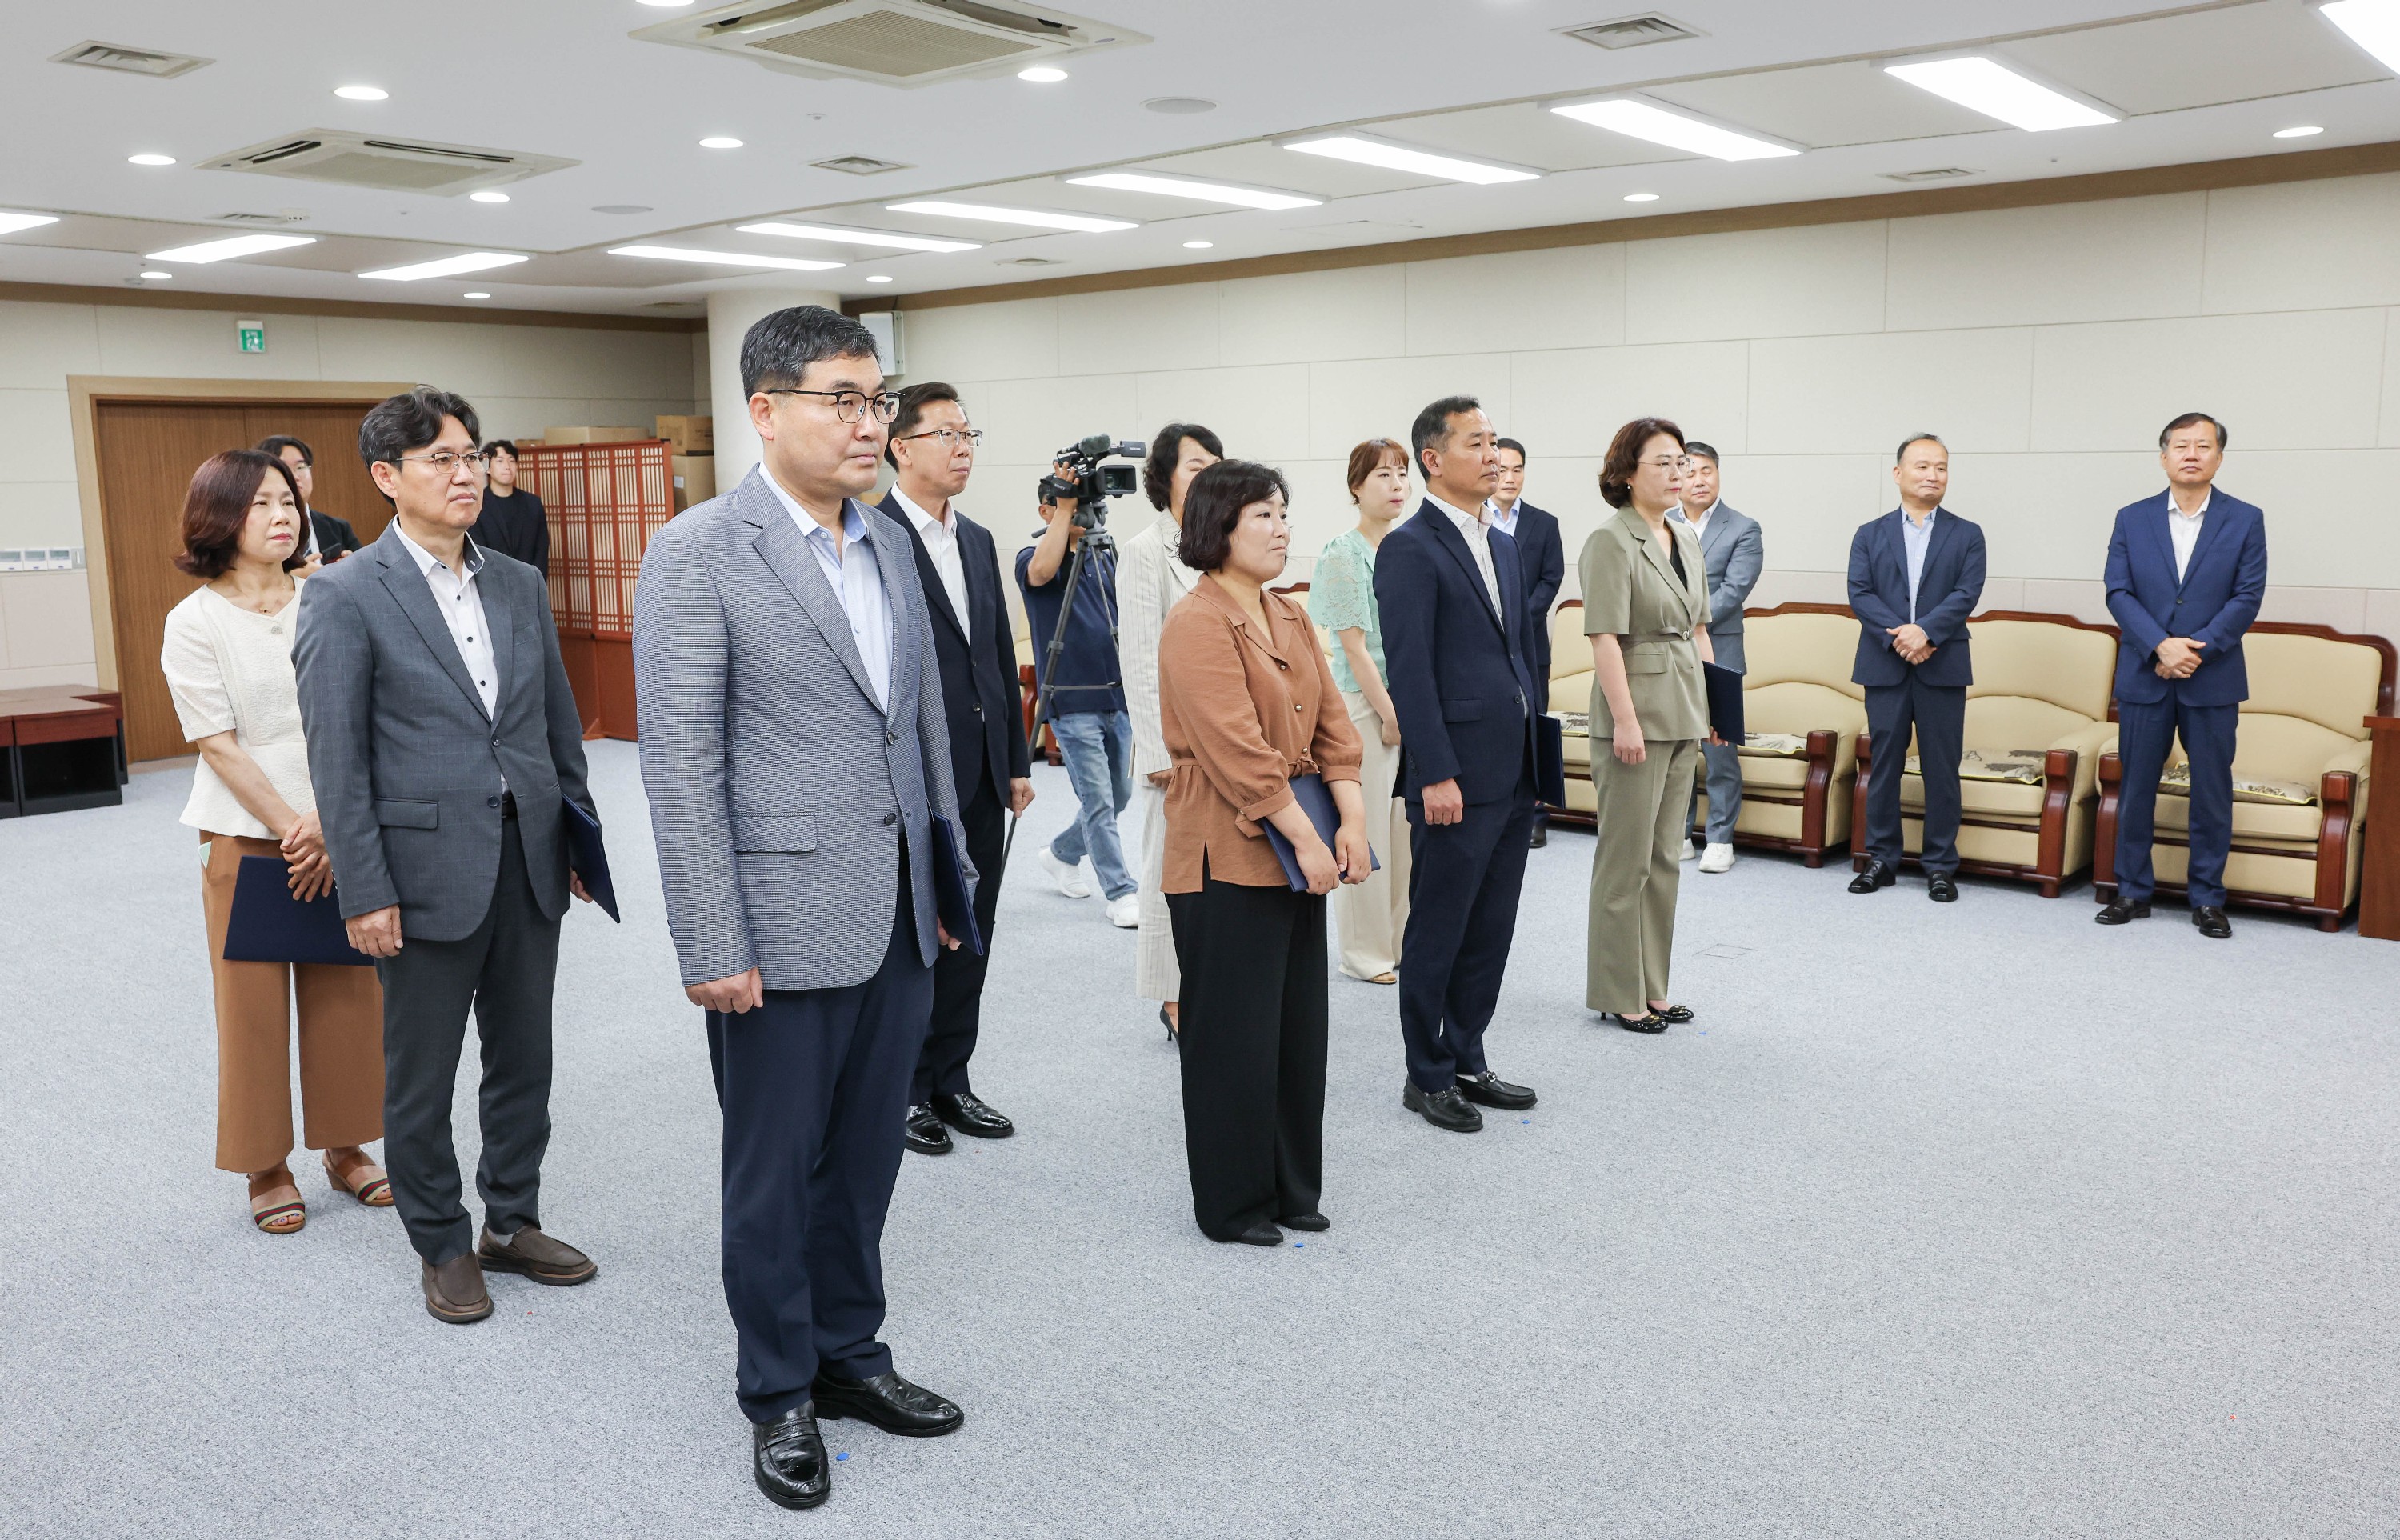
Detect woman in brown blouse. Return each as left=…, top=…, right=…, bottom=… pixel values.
left=1157, top=460, right=1370, bottom=1246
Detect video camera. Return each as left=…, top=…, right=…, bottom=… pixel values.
left=1039, top=432, right=1146, bottom=530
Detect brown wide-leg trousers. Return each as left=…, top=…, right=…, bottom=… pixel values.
left=201, top=833, right=385, bottom=1173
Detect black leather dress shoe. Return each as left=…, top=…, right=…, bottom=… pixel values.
left=2193, top=905, right=2233, bottom=938
left=811, top=1370, right=963, bottom=1438
left=1402, top=1082, right=1483, bottom=1133
left=753, top=1406, right=830, bottom=1510
left=1927, top=874, right=1959, bottom=902
left=2095, top=898, right=2150, bottom=925
left=932, top=1091, right=1014, bottom=1139
left=1231, top=1218, right=1285, bottom=1246
left=1849, top=860, right=1898, bottom=894
left=1280, top=1210, right=1330, bottom=1231
left=1454, top=1070, right=1536, bottom=1110
left=903, top=1102, right=951, bottom=1156
left=1528, top=824, right=1548, bottom=849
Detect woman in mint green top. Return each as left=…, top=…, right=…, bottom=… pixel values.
left=1309, top=438, right=1414, bottom=982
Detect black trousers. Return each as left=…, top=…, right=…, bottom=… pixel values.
left=1864, top=675, right=1967, bottom=874
left=1398, top=766, right=1536, bottom=1091
left=376, top=818, right=560, bottom=1265
left=1166, top=869, right=1327, bottom=1241
left=1530, top=661, right=1552, bottom=829
left=914, top=773, right=1005, bottom=1103
left=709, top=850, right=933, bottom=1425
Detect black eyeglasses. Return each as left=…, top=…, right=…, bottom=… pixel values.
left=764, top=388, right=902, bottom=425
left=894, top=427, right=983, bottom=450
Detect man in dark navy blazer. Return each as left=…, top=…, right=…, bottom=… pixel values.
left=2097, top=412, right=2267, bottom=939
left=1847, top=433, right=1986, bottom=902
left=1494, top=437, right=1565, bottom=847
left=1374, top=395, right=1542, bottom=1134
left=879, top=382, right=1036, bottom=1150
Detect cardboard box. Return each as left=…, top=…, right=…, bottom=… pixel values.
left=542, top=425, right=650, bottom=445
left=655, top=414, right=714, bottom=453
left=673, top=454, right=717, bottom=511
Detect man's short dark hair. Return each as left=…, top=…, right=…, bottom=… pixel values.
left=359, top=387, right=482, bottom=501
left=482, top=438, right=518, bottom=462
left=885, top=381, right=961, bottom=469
left=2159, top=412, right=2227, bottom=450
left=740, top=305, right=880, bottom=399
left=1895, top=432, right=1946, bottom=465
left=255, top=434, right=313, bottom=466
left=1410, top=394, right=1482, bottom=475
left=1495, top=437, right=1526, bottom=463
left=1177, top=460, right=1290, bottom=572
left=1143, top=422, right=1225, bottom=510
left=1683, top=440, right=1719, bottom=466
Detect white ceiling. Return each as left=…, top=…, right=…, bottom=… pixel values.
left=0, top=0, right=2394, bottom=315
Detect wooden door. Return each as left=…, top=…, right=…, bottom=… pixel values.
left=94, top=398, right=382, bottom=762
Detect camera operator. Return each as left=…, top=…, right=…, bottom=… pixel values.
left=1018, top=474, right=1138, bottom=929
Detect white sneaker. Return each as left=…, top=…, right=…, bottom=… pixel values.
left=1039, top=848, right=1092, bottom=898
left=1699, top=842, right=1735, bottom=874
left=1105, top=893, right=1140, bottom=928
left=1679, top=838, right=1699, bottom=862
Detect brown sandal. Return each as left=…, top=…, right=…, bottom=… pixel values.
left=324, top=1150, right=394, bottom=1207
left=249, top=1169, right=306, bottom=1234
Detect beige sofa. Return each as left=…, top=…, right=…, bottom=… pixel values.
left=1849, top=611, right=2120, bottom=896
left=2095, top=623, right=2394, bottom=930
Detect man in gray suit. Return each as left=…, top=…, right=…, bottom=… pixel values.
left=1670, top=442, right=1763, bottom=873
left=294, top=386, right=600, bottom=1326
left=634, top=306, right=970, bottom=1512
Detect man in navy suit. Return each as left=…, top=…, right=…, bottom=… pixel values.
left=1847, top=433, right=1986, bottom=903
left=2096, top=412, right=2267, bottom=939
left=1493, top=437, right=1565, bottom=847
left=879, top=382, right=1037, bottom=1151
left=1374, top=396, right=1542, bottom=1134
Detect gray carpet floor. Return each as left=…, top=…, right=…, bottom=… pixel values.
left=3, top=742, right=2396, bottom=1538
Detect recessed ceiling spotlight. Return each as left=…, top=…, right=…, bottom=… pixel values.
left=1018, top=66, right=1068, bottom=82
left=2320, top=1, right=2400, bottom=76
left=886, top=200, right=1136, bottom=232
left=462, top=291, right=492, bottom=298
left=1182, top=240, right=1213, bottom=249
left=1279, top=133, right=1539, bottom=186
left=738, top=220, right=980, bottom=252
left=1623, top=192, right=1660, bottom=202
left=2275, top=125, right=2326, bottom=138
left=1066, top=171, right=1321, bottom=210
left=470, top=190, right=511, bottom=203
left=0, top=211, right=61, bottom=235
left=606, top=244, right=843, bottom=271
left=146, top=233, right=318, bottom=263
left=360, top=251, right=530, bottom=281
left=140, top=270, right=173, bottom=280
left=334, top=85, right=388, bottom=101
left=865, top=274, right=894, bottom=282
left=1144, top=97, right=1215, bottom=114
left=699, top=136, right=744, bottom=150
left=128, top=153, right=176, bottom=166
left=1550, top=97, right=1800, bottom=161
left=1882, top=56, right=2117, bottom=131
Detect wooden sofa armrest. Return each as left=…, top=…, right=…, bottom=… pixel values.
left=2034, top=748, right=2079, bottom=888
left=1799, top=730, right=1838, bottom=852
left=2315, top=770, right=2358, bottom=925
left=2093, top=751, right=2123, bottom=892
left=1848, top=731, right=1874, bottom=869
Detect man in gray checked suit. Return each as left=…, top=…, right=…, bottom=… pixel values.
left=634, top=306, right=970, bottom=1513
left=294, top=386, right=601, bottom=1326
left=1670, top=441, right=1764, bottom=873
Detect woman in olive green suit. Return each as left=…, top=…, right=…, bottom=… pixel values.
left=1581, top=417, right=1721, bottom=1031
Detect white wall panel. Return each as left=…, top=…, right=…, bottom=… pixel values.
left=1709, top=454, right=1891, bottom=574
left=0, top=390, right=77, bottom=484
left=1750, top=330, right=2034, bottom=455
left=1944, top=451, right=2162, bottom=583
left=2202, top=174, right=2400, bottom=314
left=0, top=302, right=101, bottom=388
left=2030, top=310, right=2386, bottom=452
left=1058, top=284, right=1218, bottom=374
left=900, top=297, right=1058, bottom=383
left=1624, top=221, right=1886, bottom=343
left=95, top=307, right=325, bottom=379
left=1885, top=194, right=2206, bottom=330
left=1218, top=266, right=1406, bottom=368
left=1303, top=352, right=1511, bottom=462
left=966, top=373, right=1141, bottom=475
left=1406, top=244, right=1626, bottom=355
left=1508, top=341, right=1750, bottom=459
left=1135, top=362, right=1310, bottom=463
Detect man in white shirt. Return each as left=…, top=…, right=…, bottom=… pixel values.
left=1667, top=442, right=1764, bottom=873
left=879, top=382, right=1035, bottom=1158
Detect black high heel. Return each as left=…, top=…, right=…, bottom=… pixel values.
left=1160, top=1004, right=1178, bottom=1046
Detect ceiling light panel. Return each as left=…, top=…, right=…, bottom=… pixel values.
left=0, top=211, right=61, bottom=236
left=737, top=221, right=979, bottom=252
left=886, top=201, right=1136, bottom=232
left=360, top=251, right=529, bottom=281
left=1547, top=96, right=1801, bottom=160
left=2321, top=0, right=2400, bottom=75
left=1065, top=171, right=1321, bottom=210
left=1882, top=57, right=2116, bottom=131
left=608, top=245, right=843, bottom=271
left=146, top=233, right=317, bottom=263
left=1279, top=133, right=1539, bottom=186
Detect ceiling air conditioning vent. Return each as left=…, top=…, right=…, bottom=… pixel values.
left=995, top=256, right=1066, bottom=266
left=814, top=154, right=913, bottom=175
left=634, top=0, right=1148, bottom=89
left=1882, top=166, right=1981, bottom=183
left=213, top=210, right=310, bottom=224
left=50, top=40, right=214, bottom=78
left=1560, top=14, right=1701, bottom=50
left=198, top=130, right=578, bottom=197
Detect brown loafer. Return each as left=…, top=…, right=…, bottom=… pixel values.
left=478, top=1225, right=597, bottom=1286
left=422, top=1253, right=493, bottom=1324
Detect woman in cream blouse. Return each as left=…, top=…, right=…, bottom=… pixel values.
left=161, top=448, right=387, bottom=1234
left=1580, top=418, right=1720, bottom=1033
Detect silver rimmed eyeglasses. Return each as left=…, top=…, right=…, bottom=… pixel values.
left=397, top=450, right=490, bottom=474
left=764, top=388, right=903, bottom=424
left=894, top=427, right=983, bottom=450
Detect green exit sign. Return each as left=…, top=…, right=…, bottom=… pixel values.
left=236, top=319, right=266, bottom=354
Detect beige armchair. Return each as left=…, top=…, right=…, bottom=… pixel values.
left=1850, top=611, right=2120, bottom=896
left=2096, top=623, right=2395, bottom=930
left=1716, top=602, right=1868, bottom=865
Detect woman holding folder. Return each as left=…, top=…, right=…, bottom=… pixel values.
left=1580, top=418, right=1722, bottom=1033
left=161, top=449, right=386, bottom=1234
left=1156, top=460, right=1368, bottom=1246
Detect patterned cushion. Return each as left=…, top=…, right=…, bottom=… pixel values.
left=1906, top=748, right=2050, bottom=785
left=1740, top=733, right=1810, bottom=758
left=2158, top=762, right=2316, bottom=806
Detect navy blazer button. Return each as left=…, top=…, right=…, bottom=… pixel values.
left=882, top=811, right=897, bottom=826
left=487, top=794, right=500, bottom=808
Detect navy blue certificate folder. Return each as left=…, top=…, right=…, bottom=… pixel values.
left=1262, top=774, right=1379, bottom=892
left=223, top=856, right=373, bottom=966
left=930, top=814, right=985, bottom=956
left=1703, top=662, right=1746, bottom=746
left=562, top=798, right=620, bottom=922
left=1534, top=714, right=1567, bottom=808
